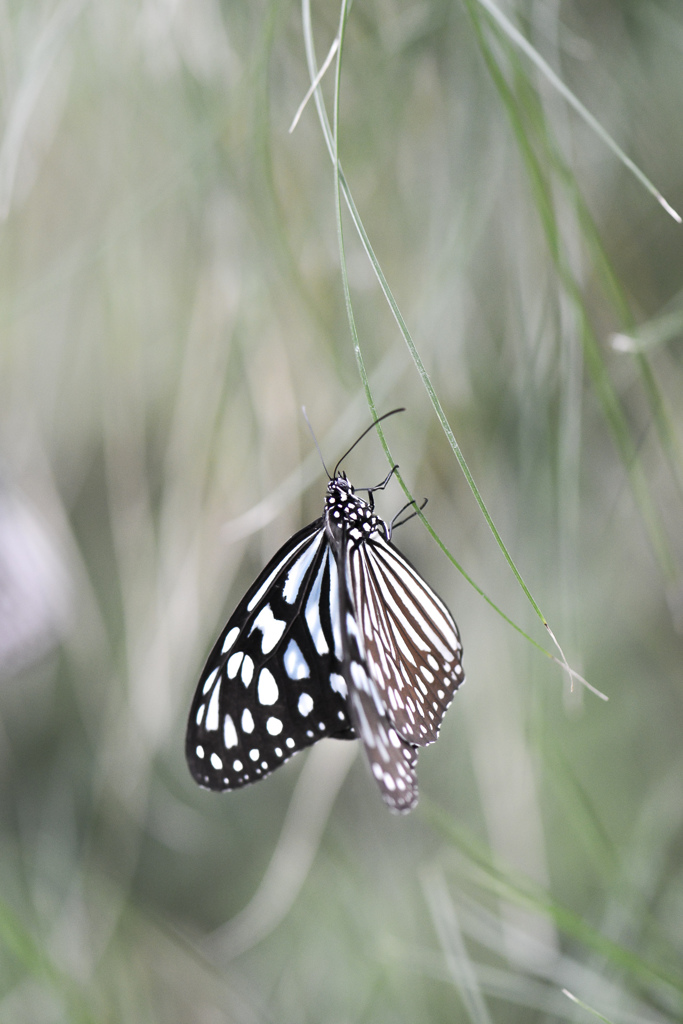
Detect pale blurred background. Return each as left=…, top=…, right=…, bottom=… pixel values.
left=1, top=1, right=683, bottom=1021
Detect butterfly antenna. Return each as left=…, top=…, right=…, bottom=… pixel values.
left=333, top=408, right=405, bottom=478
left=302, top=407, right=332, bottom=480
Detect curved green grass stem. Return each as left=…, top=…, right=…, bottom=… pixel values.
left=299, top=0, right=605, bottom=699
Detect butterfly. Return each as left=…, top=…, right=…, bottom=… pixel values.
left=185, top=412, right=464, bottom=812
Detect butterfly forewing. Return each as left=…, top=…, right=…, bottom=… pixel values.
left=186, top=521, right=354, bottom=792
left=347, top=534, right=464, bottom=747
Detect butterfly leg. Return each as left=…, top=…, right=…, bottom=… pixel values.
left=388, top=496, right=428, bottom=538
left=355, top=465, right=399, bottom=510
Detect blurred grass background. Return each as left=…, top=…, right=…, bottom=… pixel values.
left=1, top=0, right=683, bottom=1021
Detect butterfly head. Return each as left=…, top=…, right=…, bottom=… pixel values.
left=325, top=472, right=355, bottom=509
left=324, top=473, right=387, bottom=548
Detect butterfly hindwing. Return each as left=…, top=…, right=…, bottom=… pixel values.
left=186, top=521, right=353, bottom=792
left=327, top=502, right=422, bottom=813
left=347, top=534, right=464, bottom=748
left=341, top=588, right=420, bottom=813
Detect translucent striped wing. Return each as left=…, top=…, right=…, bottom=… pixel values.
left=341, top=589, right=420, bottom=813
left=186, top=521, right=354, bottom=792
left=346, top=533, right=464, bottom=748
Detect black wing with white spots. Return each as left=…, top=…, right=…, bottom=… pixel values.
left=186, top=468, right=464, bottom=813
left=186, top=521, right=354, bottom=793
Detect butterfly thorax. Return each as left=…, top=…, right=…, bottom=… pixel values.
left=324, top=475, right=388, bottom=553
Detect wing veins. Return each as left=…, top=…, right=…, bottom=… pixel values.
left=349, top=538, right=463, bottom=746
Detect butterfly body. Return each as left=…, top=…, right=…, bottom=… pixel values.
left=324, top=473, right=387, bottom=547
left=186, top=470, right=464, bottom=812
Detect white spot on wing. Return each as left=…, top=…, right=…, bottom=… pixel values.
left=221, top=626, right=240, bottom=654
left=284, top=639, right=309, bottom=680
left=298, top=692, right=314, bottom=716
left=250, top=605, right=286, bottom=654
left=258, top=668, right=279, bottom=705
left=266, top=716, right=283, bottom=735
left=210, top=752, right=222, bottom=770
left=305, top=559, right=329, bottom=655
left=330, top=673, right=347, bottom=699
left=327, top=555, right=343, bottom=658
left=202, top=667, right=219, bottom=695
left=350, top=660, right=371, bottom=695
left=246, top=545, right=302, bottom=613
left=227, top=651, right=244, bottom=678
left=346, top=612, right=359, bottom=640
left=205, top=683, right=221, bottom=730
left=241, top=655, right=254, bottom=685
left=282, top=532, right=323, bottom=602
left=223, top=714, right=238, bottom=749
left=241, top=708, right=255, bottom=733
